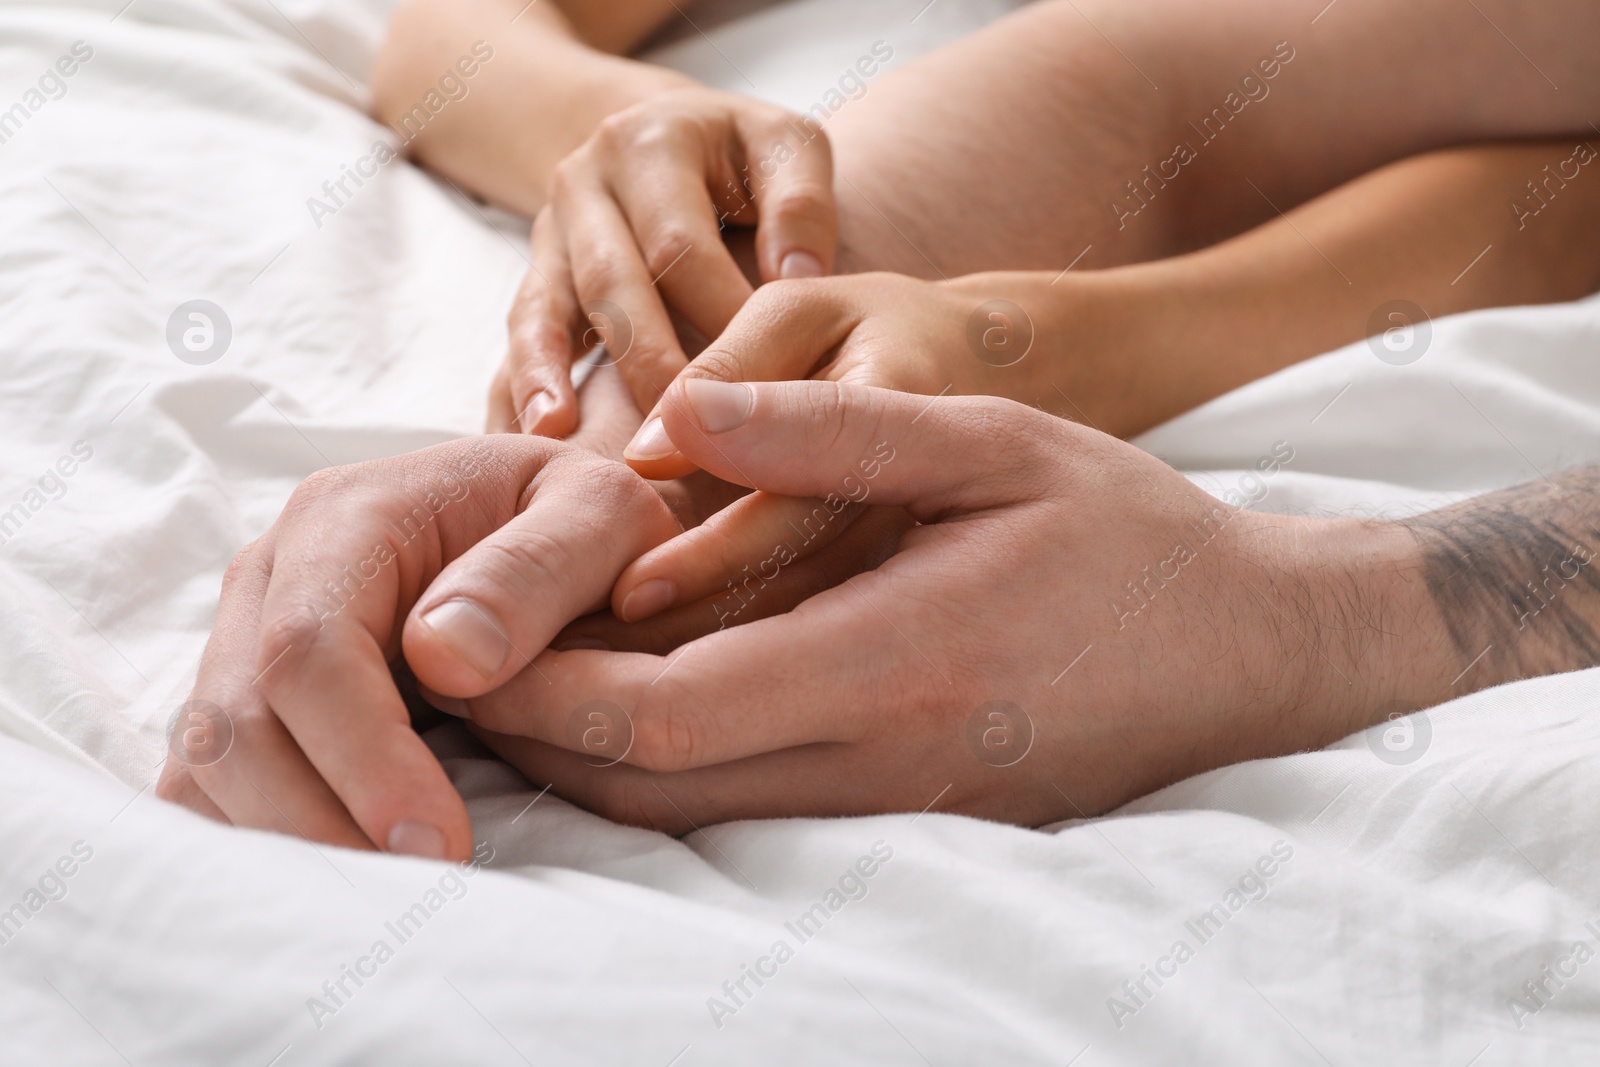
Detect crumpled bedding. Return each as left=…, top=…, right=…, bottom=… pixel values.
left=1, top=0, right=1597, bottom=1062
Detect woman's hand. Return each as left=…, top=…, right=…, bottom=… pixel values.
left=608, top=272, right=1068, bottom=623
left=490, top=87, right=838, bottom=437
left=448, top=378, right=1434, bottom=831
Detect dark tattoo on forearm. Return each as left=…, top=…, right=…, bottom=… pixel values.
left=1404, top=466, right=1600, bottom=683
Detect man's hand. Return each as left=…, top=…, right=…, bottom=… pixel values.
left=154, top=435, right=682, bottom=860
left=491, top=87, right=837, bottom=437
left=608, top=272, right=1064, bottom=622
left=450, top=377, right=1462, bottom=831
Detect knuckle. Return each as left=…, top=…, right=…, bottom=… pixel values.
left=153, top=765, right=190, bottom=803
left=807, top=378, right=858, bottom=453
left=594, top=109, right=686, bottom=158
left=629, top=702, right=700, bottom=773
left=682, top=344, right=746, bottom=383
left=226, top=705, right=278, bottom=754
left=570, top=252, right=631, bottom=300
left=768, top=183, right=835, bottom=227
left=479, top=527, right=573, bottom=598
left=955, top=396, right=1051, bottom=472
left=788, top=117, right=832, bottom=161
left=749, top=277, right=833, bottom=320
left=583, top=455, right=651, bottom=501
left=219, top=543, right=260, bottom=592
left=254, top=607, right=328, bottom=693
left=549, top=154, right=592, bottom=200
left=284, top=466, right=354, bottom=515
left=530, top=205, right=556, bottom=243
left=556, top=456, right=657, bottom=525
left=619, top=348, right=683, bottom=407
left=592, top=111, right=642, bottom=151
left=641, top=225, right=697, bottom=280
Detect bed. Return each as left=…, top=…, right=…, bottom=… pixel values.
left=2, top=0, right=1598, bottom=1062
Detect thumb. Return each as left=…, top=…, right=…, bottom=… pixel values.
left=403, top=454, right=681, bottom=698
left=622, top=279, right=857, bottom=481
left=655, top=378, right=1054, bottom=518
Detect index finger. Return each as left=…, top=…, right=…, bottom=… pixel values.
left=622, top=280, right=860, bottom=481
left=459, top=578, right=899, bottom=772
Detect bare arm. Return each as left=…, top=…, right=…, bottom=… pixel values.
left=547, top=0, right=690, bottom=54
left=826, top=0, right=1600, bottom=276
left=1054, top=139, right=1600, bottom=437
left=368, top=0, right=696, bottom=216
left=589, top=133, right=1600, bottom=620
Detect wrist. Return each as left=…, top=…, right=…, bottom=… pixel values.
left=1044, top=253, right=1302, bottom=440
left=585, top=58, right=697, bottom=119
left=487, top=49, right=694, bottom=211
left=1238, top=512, right=1456, bottom=749
left=1028, top=267, right=1208, bottom=439
left=534, top=54, right=696, bottom=170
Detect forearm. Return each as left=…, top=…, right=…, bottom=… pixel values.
left=1052, top=140, right=1600, bottom=437
left=370, top=0, right=693, bottom=216
left=549, top=0, right=689, bottom=55
left=1089, top=0, right=1600, bottom=251
left=1261, top=467, right=1600, bottom=750
left=830, top=0, right=1600, bottom=278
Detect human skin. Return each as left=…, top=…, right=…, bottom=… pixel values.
left=601, top=140, right=1600, bottom=623
left=170, top=0, right=1600, bottom=850
left=433, top=0, right=1600, bottom=624
left=376, top=0, right=1600, bottom=265
left=151, top=367, right=906, bottom=856
left=157, top=376, right=1600, bottom=843
left=375, top=0, right=1600, bottom=457
left=447, top=0, right=1600, bottom=447
left=368, top=0, right=698, bottom=216
left=477, top=379, right=1597, bottom=833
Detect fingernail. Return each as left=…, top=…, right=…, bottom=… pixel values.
left=520, top=389, right=559, bottom=436
left=418, top=599, right=509, bottom=680
left=683, top=379, right=752, bottom=433
left=780, top=250, right=824, bottom=279
left=554, top=635, right=613, bottom=652
left=387, top=819, right=447, bottom=859
left=619, top=578, right=678, bottom=622
left=623, top=417, right=678, bottom=461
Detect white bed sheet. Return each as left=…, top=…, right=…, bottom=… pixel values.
left=1, top=0, right=1598, bottom=1062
